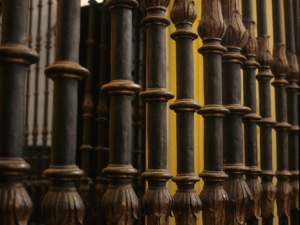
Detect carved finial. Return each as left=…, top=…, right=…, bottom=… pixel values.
left=223, top=178, right=253, bottom=225
left=276, top=181, right=291, bottom=217
left=242, top=21, right=258, bottom=57
left=286, top=52, right=299, bottom=83
left=221, top=0, right=248, bottom=49
left=271, top=44, right=289, bottom=75
left=142, top=0, right=170, bottom=11
left=143, top=187, right=173, bottom=224
left=246, top=179, right=262, bottom=220
left=102, top=185, right=138, bottom=225
left=261, top=182, right=277, bottom=218
left=198, top=0, right=227, bottom=40
left=256, top=36, right=273, bottom=69
left=42, top=187, right=85, bottom=225
left=170, top=0, right=197, bottom=26
left=199, top=186, right=228, bottom=225
left=290, top=179, right=299, bottom=211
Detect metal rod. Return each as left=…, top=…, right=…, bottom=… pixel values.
left=140, top=0, right=174, bottom=224
left=0, top=0, right=39, bottom=224
left=284, top=0, right=300, bottom=224
left=95, top=1, right=110, bottom=224
left=169, top=1, right=202, bottom=225
left=23, top=0, right=34, bottom=190
left=197, top=0, right=229, bottom=224
left=78, top=1, right=96, bottom=223
left=255, top=0, right=277, bottom=224
left=241, top=1, right=262, bottom=224
left=41, top=0, right=89, bottom=224
left=132, top=5, right=146, bottom=225
left=221, top=1, right=253, bottom=225
left=101, top=0, right=141, bottom=223
left=270, top=1, right=292, bottom=225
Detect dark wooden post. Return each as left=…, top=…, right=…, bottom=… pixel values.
left=241, top=1, right=262, bottom=224
left=169, top=1, right=202, bottom=225
left=271, top=1, right=292, bottom=225
left=41, top=0, right=89, bottom=224
left=78, top=1, right=97, bottom=223
left=140, top=0, right=174, bottom=223
left=95, top=1, right=110, bottom=224
left=197, top=0, right=229, bottom=224
left=0, top=0, right=39, bottom=224
left=256, top=0, right=277, bottom=224
left=221, top=1, right=253, bottom=224
left=101, top=0, right=141, bottom=223
left=132, top=5, right=146, bottom=225
left=283, top=0, right=300, bottom=224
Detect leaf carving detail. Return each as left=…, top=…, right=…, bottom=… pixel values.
left=276, top=181, right=291, bottom=217
left=246, top=179, right=262, bottom=220
left=261, top=182, right=277, bottom=218
left=170, top=0, right=197, bottom=25
left=256, top=36, right=273, bottom=68
left=290, top=180, right=299, bottom=211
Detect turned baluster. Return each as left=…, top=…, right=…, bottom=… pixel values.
left=241, top=1, right=262, bottom=224
left=284, top=0, right=300, bottom=224
left=101, top=0, right=141, bottom=223
left=95, top=1, right=110, bottom=224
left=197, top=1, right=229, bottom=224
left=132, top=5, right=146, bottom=225
left=221, top=1, right=253, bottom=224
left=270, top=1, right=292, bottom=225
left=256, top=0, right=277, bottom=224
left=169, top=1, right=202, bottom=225
left=41, top=0, right=89, bottom=224
left=140, top=0, right=174, bottom=224
left=0, top=0, right=39, bottom=224
left=78, top=1, right=97, bottom=223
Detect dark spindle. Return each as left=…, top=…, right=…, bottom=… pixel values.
left=256, top=0, right=277, bottom=224
left=241, top=1, right=262, bottom=224
left=101, top=0, right=141, bottom=223
left=197, top=1, right=229, bottom=224
left=95, top=1, right=110, bottom=224
left=284, top=0, right=300, bottom=224
left=169, top=1, right=202, bottom=225
left=271, top=1, right=292, bottom=225
left=0, top=0, right=39, bottom=224
left=41, top=0, right=89, bottom=224
left=40, top=0, right=53, bottom=205
left=293, top=0, right=299, bottom=59
left=23, top=0, right=34, bottom=190
left=132, top=5, right=146, bottom=225
left=140, top=0, right=175, bottom=223
left=221, top=1, right=253, bottom=224
left=78, top=1, right=96, bottom=223
left=29, top=0, right=43, bottom=223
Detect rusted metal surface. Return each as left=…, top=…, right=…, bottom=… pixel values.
left=197, top=1, right=229, bottom=224
left=100, top=0, right=141, bottom=224
left=0, top=0, right=39, bottom=224
left=241, top=1, right=262, bottom=224
left=284, top=0, right=300, bottom=224
left=41, top=0, right=89, bottom=224
left=169, top=1, right=201, bottom=225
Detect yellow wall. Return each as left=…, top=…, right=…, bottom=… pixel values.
left=164, top=0, right=278, bottom=224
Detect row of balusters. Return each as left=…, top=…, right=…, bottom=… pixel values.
left=0, top=0, right=298, bottom=225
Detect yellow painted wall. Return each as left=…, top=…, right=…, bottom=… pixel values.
left=163, top=0, right=279, bottom=224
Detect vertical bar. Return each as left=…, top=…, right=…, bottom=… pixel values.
left=23, top=0, right=34, bottom=190
left=132, top=4, right=146, bottom=225
left=41, top=0, right=89, bottom=224
left=241, top=1, right=262, bottom=224
left=101, top=0, right=141, bottom=223
left=78, top=1, right=96, bottom=223
left=256, top=0, right=277, bottom=224
left=140, top=0, right=174, bottom=223
left=271, top=1, right=292, bottom=225
left=293, top=0, right=299, bottom=59
left=30, top=0, right=43, bottom=223
left=197, top=1, right=229, bottom=224
left=169, top=1, right=202, bottom=225
left=0, top=0, right=39, bottom=224
left=284, top=0, right=300, bottom=224
left=221, top=1, right=253, bottom=224
left=95, top=1, right=110, bottom=224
